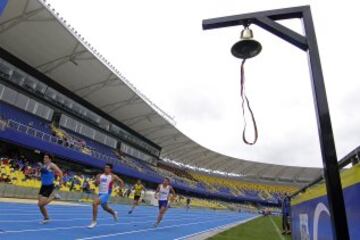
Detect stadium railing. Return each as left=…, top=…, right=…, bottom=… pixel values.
left=1, top=120, right=290, bottom=205
left=5, top=119, right=119, bottom=165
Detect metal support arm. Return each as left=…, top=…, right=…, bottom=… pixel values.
left=203, top=6, right=308, bottom=51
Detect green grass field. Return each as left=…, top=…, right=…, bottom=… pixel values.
left=208, top=216, right=292, bottom=240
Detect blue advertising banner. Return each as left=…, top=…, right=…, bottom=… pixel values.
left=291, top=165, right=360, bottom=240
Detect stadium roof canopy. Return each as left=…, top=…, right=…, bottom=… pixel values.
left=0, top=0, right=322, bottom=184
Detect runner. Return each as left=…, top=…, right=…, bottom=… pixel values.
left=154, top=177, right=176, bottom=227
left=38, top=153, right=63, bottom=224
left=186, top=197, right=191, bottom=211
left=88, top=163, right=125, bottom=229
left=128, top=179, right=145, bottom=214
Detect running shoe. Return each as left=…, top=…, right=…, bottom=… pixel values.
left=40, top=218, right=50, bottom=224
left=87, top=221, right=97, bottom=229
left=53, top=193, right=62, bottom=200
left=113, top=211, right=119, bottom=222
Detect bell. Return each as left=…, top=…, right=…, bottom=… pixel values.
left=231, top=26, right=262, bottom=59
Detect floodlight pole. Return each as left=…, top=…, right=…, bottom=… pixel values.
left=202, top=5, right=349, bottom=240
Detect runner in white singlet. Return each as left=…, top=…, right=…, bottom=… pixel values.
left=154, top=177, right=176, bottom=227
left=88, top=163, right=125, bottom=229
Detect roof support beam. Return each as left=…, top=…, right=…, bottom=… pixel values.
left=168, top=146, right=201, bottom=160
left=151, top=132, right=181, bottom=142
left=239, top=162, right=258, bottom=174
left=162, top=142, right=196, bottom=156
left=0, top=5, right=44, bottom=34
left=220, top=159, right=247, bottom=173
left=36, top=43, right=89, bottom=74
left=178, top=149, right=209, bottom=163
left=161, top=140, right=191, bottom=149
left=142, top=124, right=174, bottom=137
left=274, top=167, right=291, bottom=179
left=203, top=157, right=231, bottom=170
left=120, top=112, right=158, bottom=126
left=155, top=134, right=183, bottom=145
left=293, top=168, right=306, bottom=181
left=74, top=72, right=124, bottom=98
left=100, top=94, right=142, bottom=113
left=189, top=153, right=219, bottom=167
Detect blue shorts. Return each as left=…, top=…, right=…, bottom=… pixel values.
left=98, top=193, right=110, bottom=206
left=158, top=200, right=168, bottom=209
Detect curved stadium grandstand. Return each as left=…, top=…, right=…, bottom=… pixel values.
left=0, top=0, right=359, bottom=240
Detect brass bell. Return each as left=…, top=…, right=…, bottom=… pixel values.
left=231, top=26, right=262, bottom=59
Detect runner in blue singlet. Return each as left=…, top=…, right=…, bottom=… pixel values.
left=38, top=153, right=63, bottom=224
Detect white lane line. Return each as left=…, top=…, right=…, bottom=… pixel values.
left=0, top=217, right=109, bottom=223
left=1, top=220, right=155, bottom=234
left=269, top=216, right=285, bottom=240
left=0, top=210, right=92, bottom=214
left=0, top=205, right=90, bottom=209
left=0, top=213, right=216, bottom=219
left=173, top=215, right=260, bottom=240
left=0, top=212, right=228, bottom=217
left=0, top=215, right=237, bottom=234
left=0, top=213, right=96, bottom=216
left=0, top=214, right=98, bottom=217
left=0, top=212, right=210, bottom=223
left=75, top=217, right=244, bottom=240
left=173, top=222, right=238, bottom=240
left=0, top=210, right=226, bottom=214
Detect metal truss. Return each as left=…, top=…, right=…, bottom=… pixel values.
left=74, top=72, right=124, bottom=98
left=99, top=94, right=142, bottom=113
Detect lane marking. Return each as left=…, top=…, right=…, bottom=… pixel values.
left=75, top=217, right=245, bottom=240
left=0, top=217, right=109, bottom=223
left=0, top=213, right=216, bottom=223
left=0, top=212, right=235, bottom=218
left=0, top=215, right=240, bottom=234
left=173, top=222, right=239, bottom=240
left=173, top=215, right=260, bottom=240
left=269, top=216, right=285, bottom=240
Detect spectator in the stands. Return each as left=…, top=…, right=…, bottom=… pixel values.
left=125, top=188, right=131, bottom=198
left=63, top=137, right=69, bottom=147
left=1, top=157, right=9, bottom=165
left=23, top=165, right=32, bottom=180
left=82, top=178, right=91, bottom=199
left=0, top=173, right=11, bottom=183
left=68, top=138, right=75, bottom=149
left=69, top=177, right=76, bottom=191
left=82, top=179, right=90, bottom=193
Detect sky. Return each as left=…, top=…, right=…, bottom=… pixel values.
left=47, top=0, right=360, bottom=168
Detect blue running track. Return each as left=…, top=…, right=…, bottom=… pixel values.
left=0, top=202, right=257, bottom=240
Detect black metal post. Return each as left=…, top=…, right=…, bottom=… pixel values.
left=202, top=5, right=349, bottom=240
left=301, top=8, right=350, bottom=240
